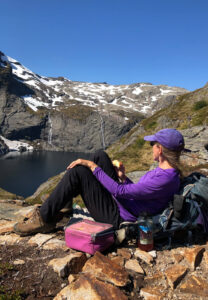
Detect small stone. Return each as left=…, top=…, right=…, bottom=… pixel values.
left=0, top=220, right=16, bottom=234
left=140, top=287, right=166, bottom=300
left=13, top=259, right=25, bottom=265
left=82, top=251, right=129, bottom=287
left=165, top=265, right=187, bottom=289
left=28, top=233, right=54, bottom=247
left=125, top=259, right=144, bottom=274
left=172, top=253, right=184, bottom=263
left=180, top=275, right=208, bottom=297
left=0, top=233, right=23, bottom=245
left=111, top=255, right=125, bottom=267
left=48, top=252, right=87, bottom=278
left=148, top=250, right=157, bottom=258
left=54, top=273, right=128, bottom=300
left=117, top=248, right=132, bottom=259
left=144, top=272, right=164, bottom=285
left=42, top=238, right=68, bottom=250
left=183, top=246, right=205, bottom=270
left=134, top=248, right=154, bottom=264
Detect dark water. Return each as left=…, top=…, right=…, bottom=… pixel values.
left=0, top=151, right=90, bottom=197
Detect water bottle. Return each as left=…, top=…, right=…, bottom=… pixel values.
left=137, top=213, right=154, bottom=251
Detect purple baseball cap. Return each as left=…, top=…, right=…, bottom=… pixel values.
left=144, top=128, right=185, bottom=151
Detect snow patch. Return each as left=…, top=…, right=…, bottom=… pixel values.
left=0, top=135, right=33, bottom=152
left=132, top=87, right=143, bottom=95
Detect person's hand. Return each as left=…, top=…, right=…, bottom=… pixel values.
left=112, top=160, right=126, bottom=182
left=67, top=159, right=97, bottom=172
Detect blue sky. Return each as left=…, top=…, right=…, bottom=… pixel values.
left=0, top=0, right=208, bottom=91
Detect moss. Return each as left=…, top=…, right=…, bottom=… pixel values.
left=59, top=105, right=94, bottom=120
left=0, top=188, right=23, bottom=200
left=191, top=107, right=208, bottom=126
left=0, top=286, right=24, bottom=300
left=145, top=121, right=157, bottom=130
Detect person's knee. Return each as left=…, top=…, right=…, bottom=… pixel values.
left=93, top=150, right=108, bottom=161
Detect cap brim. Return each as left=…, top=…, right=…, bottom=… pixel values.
left=183, top=148, right=192, bottom=153
left=143, top=134, right=156, bottom=141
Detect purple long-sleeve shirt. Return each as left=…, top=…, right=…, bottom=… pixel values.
left=93, top=167, right=180, bottom=222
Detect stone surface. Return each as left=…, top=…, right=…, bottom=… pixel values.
left=0, top=233, right=23, bottom=245
left=54, top=273, right=128, bottom=300
left=203, top=250, right=208, bottom=264
left=42, top=238, right=68, bottom=250
left=172, top=253, right=184, bottom=263
left=48, top=253, right=87, bottom=278
left=144, top=272, right=164, bottom=285
left=183, top=246, right=205, bottom=270
left=28, top=233, right=54, bottom=247
left=13, top=259, right=25, bottom=265
left=134, top=248, right=154, bottom=264
left=82, top=251, right=129, bottom=287
left=165, top=265, right=187, bottom=289
left=111, top=255, right=125, bottom=267
left=125, top=259, right=144, bottom=274
left=180, top=275, right=208, bottom=297
left=117, top=248, right=132, bottom=259
left=140, top=287, right=166, bottom=300
left=0, top=220, right=16, bottom=234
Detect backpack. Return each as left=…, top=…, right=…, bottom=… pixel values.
left=117, top=172, right=208, bottom=247
left=153, top=172, right=208, bottom=247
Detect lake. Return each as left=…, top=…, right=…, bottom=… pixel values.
left=0, top=151, right=90, bottom=197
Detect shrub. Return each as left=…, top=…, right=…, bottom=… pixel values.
left=136, top=138, right=145, bottom=149
left=193, top=100, right=208, bottom=111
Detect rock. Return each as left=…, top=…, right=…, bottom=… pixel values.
left=13, top=259, right=25, bottom=265
left=203, top=250, right=208, bottom=264
left=0, top=220, right=16, bottom=234
left=28, top=233, right=54, bottom=247
left=117, top=248, right=132, bottom=259
left=68, top=274, right=79, bottom=284
left=111, top=256, right=125, bottom=267
left=125, top=259, right=144, bottom=274
left=82, top=251, right=129, bottom=287
left=172, top=253, right=184, bottom=263
left=0, top=233, right=23, bottom=245
left=42, top=238, right=68, bottom=250
left=134, top=248, right=154, bottom=264
left=144, top=272, right=164, bottom=285
left=48, top=252, right=87, bottom=278
left=148, top=250, right=157, bottom=258
left=183, top=246, right=205, bottom=270
left=180, top=275, right=208, bottom=297
left=164, top=265, right=187, bottom=289
left=54, top=273, right=128, bottom=300
left=140, top=287, right=166, bottom=300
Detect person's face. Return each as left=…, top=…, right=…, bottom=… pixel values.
left=150, top=142, right=162, bottom=161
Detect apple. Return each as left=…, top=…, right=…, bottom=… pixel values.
left=112, top=160, right=122, bottom=168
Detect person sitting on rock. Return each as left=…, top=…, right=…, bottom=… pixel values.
left=14, top=128, right=185, bottom=236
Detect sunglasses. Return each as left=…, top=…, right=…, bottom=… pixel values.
left=150, top=141, right=157, bottom=147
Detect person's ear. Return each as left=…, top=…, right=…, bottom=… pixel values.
left=158, top=144, right=163, bottom=155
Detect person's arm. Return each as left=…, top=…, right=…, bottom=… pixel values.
left=93, top=167, right=159, bottom=200
left=67, top=159, right=98, bottom=172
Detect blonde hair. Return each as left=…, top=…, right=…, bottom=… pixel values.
left=157, top=143, right=184, bottom=179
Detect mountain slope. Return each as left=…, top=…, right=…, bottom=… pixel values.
left=0, top=51, right=188, bottom=152
left=108, top=83, right=208, bottom=172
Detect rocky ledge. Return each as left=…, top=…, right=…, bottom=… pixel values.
left=0, top=203, right=208, bottom=299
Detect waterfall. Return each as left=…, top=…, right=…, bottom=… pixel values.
left=48, top=113, right=53, bottom=145
left=98, top=111, right=106, bottom=150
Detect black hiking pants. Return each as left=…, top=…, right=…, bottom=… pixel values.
left=40, top=150, right=123, bottom=229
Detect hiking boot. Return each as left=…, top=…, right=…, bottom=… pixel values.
left=13, top=207, right=55, bottom=236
